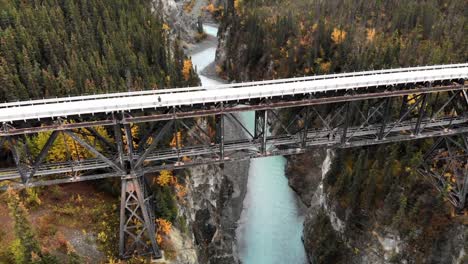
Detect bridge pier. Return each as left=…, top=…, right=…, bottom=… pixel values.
left=419, top=134, right=468, bottom=212
left=115, top=121, right=162, bottom=259
left=254, top=110, right=268, bottom=154
left=119, top=173, right=162, bottom=259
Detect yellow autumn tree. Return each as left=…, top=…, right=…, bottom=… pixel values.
left=182, top=59, right=193, bottom=81
left=331, top=28, right=347, bottom=44
left=407, top=94, right=419, bottom=105
left=311, top=23, right=318, bottom=33
left=156, top=170, right=174, bottom=186
left=234, top=0, right=242, bottom=13
left=30, top=127, right=112, bottom=163
left=170, top=131, right=183, bottom=148
left=121, top=125, right=139, bottom=150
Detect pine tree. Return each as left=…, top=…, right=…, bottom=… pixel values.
left=0, top=0, right=199, bottom=101
left=6, top=189, right=40, bottom=264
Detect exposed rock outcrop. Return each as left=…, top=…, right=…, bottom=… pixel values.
left=299, top=151, right=467, bottom=264
left=155, top=1, right=249, bottom=263
left=176, top=117, right=249, bottom=264
left=157, top=0, right=199, bottom=44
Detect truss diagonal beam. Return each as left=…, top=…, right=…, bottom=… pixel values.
left=270, top=109, right=293, bottom=136
left=124, top=124, right=136, bottom=169
left=134, top=120, right=174, bottom=169
left=346, top=99, right=387, bottom=142
left=136, top=123, right=156, bottom=153
left=383, top=95, right=425, bottom=139
left=28, top=131, right=59, bottom=180
left=419, top=134, right=468, bottom=211
left=8, top=137, right=27, bottom=183
left=378, top=98, right=392, bottom=140
left=64, top=130, right=124, bottom=174
left=0, top=137, right=5, bottom=149
left=86, top=127, right=116, bottom=152
left=227, top=113, right=254, bottom=139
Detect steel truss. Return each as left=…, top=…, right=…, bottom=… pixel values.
left=120, top=175, right=161, bottom=258
left=418, top=134, right=468, bottom=212
left=0, top=80, right=467, bottom=258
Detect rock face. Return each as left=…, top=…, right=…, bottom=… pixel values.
left=157, top=0, right=199, bottom=44
left=155, top=2, right=248, bottom=263
left=285, top=150, right=326, bottom=207
left=166, top=228, right=198, bottom=264
left=297, top=151, right=467, bottom=264
left=176, top=116, right=249, bottom=264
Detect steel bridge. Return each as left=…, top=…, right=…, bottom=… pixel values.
left=0, top=63, right=467, bottom=259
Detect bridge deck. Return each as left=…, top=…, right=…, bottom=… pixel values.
left=0, top=63, right=467, bottom=123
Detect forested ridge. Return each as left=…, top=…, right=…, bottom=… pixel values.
left=0, top=1, right=200, bottom=263
left=218, top=0, right=467, bottom=263
left=0, top=0, right=199, bottom=101
left=219, top=0, right=466, bottom=80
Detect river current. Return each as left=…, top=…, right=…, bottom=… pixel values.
left=191, top=24, right=307, bottom=264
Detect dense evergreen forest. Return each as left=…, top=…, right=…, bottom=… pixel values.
left=0, top=0, right=199, bottom=101
left=0, top=1, right=199, bottom=263
left=219, top=0, right=467, bottom=263
left=219, top=0, right=466, bottom=79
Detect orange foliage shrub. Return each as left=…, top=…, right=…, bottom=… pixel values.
left=366, top=28, right=376, bottom=42
left=156, top=218, right=172, bottom=244
left=182, top=59, right=193, bottom=81
left=331, top=28, right=347, bottom=44
left=320, top=61, right=332, bottom=73
left=204, top=3, right=216, bottom=13
left=175, top=183, right=188, bottom=200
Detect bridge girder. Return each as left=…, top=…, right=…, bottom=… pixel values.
left=0, top=79, right=466, bottom=259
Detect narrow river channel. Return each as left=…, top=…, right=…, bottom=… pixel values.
left=191, top=24, right=307, bottom=264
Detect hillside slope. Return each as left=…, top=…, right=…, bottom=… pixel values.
left=216, top=0, right=467, bottom=263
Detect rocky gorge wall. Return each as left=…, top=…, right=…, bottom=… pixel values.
left=175, top=117, right=249, bottom=264
left=157, top=1, right=248, bottom=263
